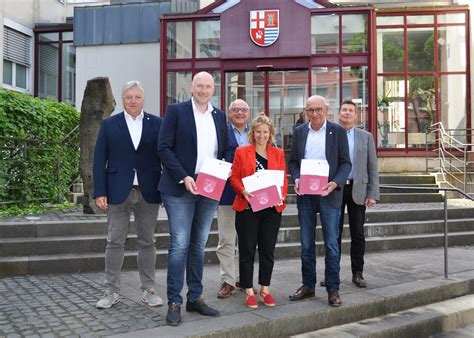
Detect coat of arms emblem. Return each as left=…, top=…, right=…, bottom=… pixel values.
left=203, top=178, right=217, bottom=193
left=309, top=179, right=320, bottom=191
left=256, top=192, right=269, bottom=205
left=250, top=9, right=279, bottom=47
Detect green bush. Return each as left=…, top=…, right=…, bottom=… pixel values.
left=0, top=89, right=80, bottom=208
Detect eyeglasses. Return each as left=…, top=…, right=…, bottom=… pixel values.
left=305, top=108, right=324, bottom=114
left=231, top=107, right=249, bottom=113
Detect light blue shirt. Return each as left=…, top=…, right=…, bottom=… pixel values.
left=232, top=124, right=250, bottom=147
left=347, top=127, right=355, bottom=180
left=304, top=120, right=327, bottom=160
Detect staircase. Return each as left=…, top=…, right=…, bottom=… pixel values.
left=0, top=174, right=473, bottom=277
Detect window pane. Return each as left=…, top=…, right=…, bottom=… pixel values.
left=407, top=27, right=434, bottom=72
left=15, top=64, right=27, bottom=89
left=39, top=33, right=59, bottom=42
left=407, top=76, right=435, bottom=147
left=38, top=44, right=59, bottom=100
left=377, top=76, right=405, bottom=148
left=342, top=66, right=368, bottom=129
left=376, top=16, right=403, bottom=25
left=166, top=21, right=192, bottom=59
left=312, top=67, right=339, bottom=121
left=196, top=20, right=220, bottom=58
left=342, top=14, right=368, bottom=53
left=377, top=28, right=404, bottom=73
left=407, top=15, right=433, bottom=25
left=209, top=71, right=221, bottom=109
left=62, top=31, right=73, bottom=40
left=438, top=13, right=465, bottom=24
left=439, top=74, right=466, bottom=142
left=225, top=71, right=265, bottom=119
left=62, top=43, right=76, bottom=104
left=311, top=15, right=339, bottom=54
left=166, top=71, right=191, bottom=106
left=438, top=26, right=466, bottom=72
left=3, top=60, right=13, bottom=85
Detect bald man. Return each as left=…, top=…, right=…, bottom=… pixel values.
left=288, top=95, right=351, bottom=307
left=158, top=72, right=232, bottom=325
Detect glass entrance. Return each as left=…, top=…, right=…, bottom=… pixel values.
left=225, top=70, right=308, bottom=151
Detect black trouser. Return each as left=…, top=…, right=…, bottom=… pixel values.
left=338, top=184, right=366, bottom=274
left=235, top=207, right=282, bottom=288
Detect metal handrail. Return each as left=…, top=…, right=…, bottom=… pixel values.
left=380, top=184, right=473, bottom=279
left=425, top=123, right=473, bottom=195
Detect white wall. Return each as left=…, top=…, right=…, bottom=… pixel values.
left=75, top=42, right=161, bottom=116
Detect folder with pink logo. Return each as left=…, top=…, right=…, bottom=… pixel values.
left=299, top=159, right=329, bottom=195
left=242, top=170, right=284, bottom=212
left=196, top=158, right=232, bottom=201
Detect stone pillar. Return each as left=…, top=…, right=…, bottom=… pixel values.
left=79, top=77, right=116, bottom=214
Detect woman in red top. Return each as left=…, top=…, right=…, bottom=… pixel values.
left=230, top=114, right=288, bottom=308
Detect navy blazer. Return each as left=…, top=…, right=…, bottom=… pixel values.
left=288, top=120, right=351, bottom=208
left=93, top=112, right=162, bottom=204
left=220, top=123, right=240, bottom=205
left=158, top=99, right=232, bottom=197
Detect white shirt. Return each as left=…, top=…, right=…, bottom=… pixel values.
left=346, top=127, right=355, bottom=180
left=192, top=97, right=218, bottom=174
left=124, top=110, right=144, bottom=185
left=304, top=119, right=327, bottom=161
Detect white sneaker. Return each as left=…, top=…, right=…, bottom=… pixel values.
left=96, top=290, right=121, bottom=309
left=141, top=288, right=163, bottom=307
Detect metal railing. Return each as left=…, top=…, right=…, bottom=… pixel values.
left=380, top=184, right=473, bottom=278
left=425, top=123, right=473, bottom=197
left=0, top=126, right=80, bottom=206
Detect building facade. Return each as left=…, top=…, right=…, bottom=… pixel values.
left=1, top=0, right=472, bottom=171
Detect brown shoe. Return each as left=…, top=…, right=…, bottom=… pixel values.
left=328, top=289, right=342, bottom=307
left=352, top=272, right=367, bottom=288
left=289, top=285, right=315, bottom=301
left=217, top=282, right=235, bottom=298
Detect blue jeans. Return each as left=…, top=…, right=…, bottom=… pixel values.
left=297, top=195, right=341, bottom=292
left=162, top=192, right=219, bottom=305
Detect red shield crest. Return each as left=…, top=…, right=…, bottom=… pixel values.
left=250, top=9, right=279, bottom=47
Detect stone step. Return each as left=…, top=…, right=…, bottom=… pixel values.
left=379, top=193, right=443, bottom=203
left=1, top=231, right=473, bottom=276
left=380, top=184, right=439, bottom=194
left=379, top=174, right=436, bottom=185
left=431, top=323, right=474, bottom=337
left=2, top=206, right=474, bottom=239
left=286, top=193, right=444, bottom=204
left=293, top=295, right=474, bottom=338
left=1, top=219, right=472, bottom=257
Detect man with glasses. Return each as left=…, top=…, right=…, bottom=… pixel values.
left=288, top=95, right=351, bottom=307
left=216, top=99, right=251, bottom=299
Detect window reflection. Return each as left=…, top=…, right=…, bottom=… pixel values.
left=166, top=71, right=191, bottom=105
left=407, top=75, right=435, bottom=147
left=311, top=15, right=339, bottom=54
left=167, top=21, right=192, bottom=59
left=312, top=67, right=339, bottom=121
left=38, top=44, right=59, bottom=100
left=440, top=74, right=466, bottom=142
left=407, top=27, right=434, bottom=72
left=377, top=28, right=404, bottom=73
left=438, top=26, right=466, bottom=72
left=342, top=66, right=368, bottom=129
left=342, top=14, right=368, bottom=53
left=196, top=20, right=220, bottom=58
left=225, top=71, right=264, bottom=120
left=377, top=76, right=405, bottom=148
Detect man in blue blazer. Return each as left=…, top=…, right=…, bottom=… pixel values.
left=158, top=71, right=231, bottom=326
left=216, top=99, right=250, bottom=299
left=288, top=95, right=351, bottom=307
left=93, top=81, right=163, bottom=309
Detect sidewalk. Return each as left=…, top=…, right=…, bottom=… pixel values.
left=0, top=247, right=472, bottom=337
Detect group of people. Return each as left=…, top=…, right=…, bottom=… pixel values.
left=92, top=71, right=379, bottom=327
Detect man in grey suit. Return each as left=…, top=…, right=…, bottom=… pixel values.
left=337, top=100, right=379, bottom=287
left=288, top=95, right=351, bottom=307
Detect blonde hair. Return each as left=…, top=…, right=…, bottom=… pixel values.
left=248, top=113, right=276, bottom=145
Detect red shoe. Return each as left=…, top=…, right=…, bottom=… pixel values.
left=246, top=294, right=258, bottom=309
left=260, top=291, right=276, bottom=307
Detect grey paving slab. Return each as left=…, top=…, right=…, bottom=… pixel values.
left=0, top=246, right=472, bottom=337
